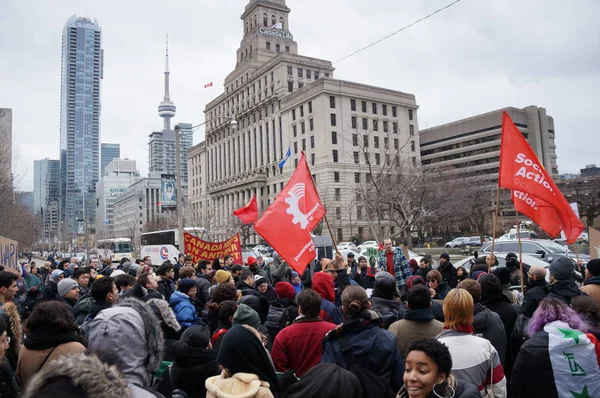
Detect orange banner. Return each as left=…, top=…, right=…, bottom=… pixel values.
left=183, top=232, right=243, bottom=264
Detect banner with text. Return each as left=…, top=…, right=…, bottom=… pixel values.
left=0, top=235, right=19, bottom=274
left=184, top=232, right=242, bottom=264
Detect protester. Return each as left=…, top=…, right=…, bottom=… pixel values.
left=408, top=259, right=419, bottom=276
left=370, top=271, right=404, bottom=329
left=231, top=264, right=243, bottom=283
left=23, top=264, right=42, bottom=291
left=170, top=278, right=202, bottom=328
left=511, top=297, right=600, bottom=397
left=456, top=266, right=468, bottom=283
left=213, top=270, right=234, bottom=290
left=271, top=290, right=336, bottom=377
left=521, top=265, right=548, bottom=316
left=206, top=325, right=281, bottom=398
left=158, top=325, right=220, bottom=398
left=237, top=270, right=259, bottom=296
left=322, top=285, right=404, bottom=398
left=87, top=298, right=164, bottom=397
left=402, top=276, right=445, bottom=322
left=255, top=276, right=278, bottom=302
left=56, top=278, right=80, bottom=309
left=248, top=257, right=267, bottom=279
left=146, top=298, right=183, bottom=363
left=265, top=283, right=298, bottom=339
left=283, top=363, right=362, bottom=398
left=415, top=255, right=433, bottom=280
left=210, top=300, right=238, bottom=349
left=581, top=259, right=600, bottom=309
left=207, top=283, right=238, bottom=333
left=571, top=295, right=600, bottom=339
left=17, top=302, right=86, bottom=387
left=290, top=271, right=302, bottom=295
left=546, top=257, right=583, bottom=304
left=352, top=256, right=375, bottom=289
left=438, top=253, right=458, bottom=288
left=72, top=267, right=91, bottom=297
left=377, top=238, right=412, bottom=291
left=114, top=273, right=135, bottom=294
left=389, top=285, right=443, bottom=357
left=492, top=267, right=519, bottom=304
left=174, top=253, right=185, bottom=281
left=269, top=254, right=291, bottom=285
left=195, top=260, right=213, bottom=311
left=75, top=276, right=118, bottom=326
left=504, top=252, right=529, bottom=287
left=426, top=270, right=450, bottom=300
left=22, top=353, right=131, bottom=398
left=346, top=252, right=357, bottom=275
left=397, top=338, right=481, bottom=398
left=437, top=288, right=507, bottom=397
left=157, top=263, right=176, bottom=301
left=0, top=272, right=21, bottom=371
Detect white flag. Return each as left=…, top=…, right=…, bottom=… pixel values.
left=271, top=22, right=283, bottom=29
left=560, top=202, right=580, bottom=242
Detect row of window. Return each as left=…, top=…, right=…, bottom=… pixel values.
left=266, top=42, right=290, bottom=53
left=350, top=99, right=414, bottom=120
left=286, top=66, right=330, bottom=80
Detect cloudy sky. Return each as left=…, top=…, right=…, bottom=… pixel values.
left=1, top=0, right=598, bottom=191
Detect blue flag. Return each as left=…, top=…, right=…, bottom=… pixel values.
left=278, top=145, right=291, bottom=170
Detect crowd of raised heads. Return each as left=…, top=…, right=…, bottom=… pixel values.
left=0, top=244, right=598, bottom=397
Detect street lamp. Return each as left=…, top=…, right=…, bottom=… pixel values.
left=174, top=115, right=237, bottom=248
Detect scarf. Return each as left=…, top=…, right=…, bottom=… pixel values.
left=444, top=324, right=475, bottom=334
left=24, top=326, right=84, bottom=351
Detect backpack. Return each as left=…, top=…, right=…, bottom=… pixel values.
left=511, top=314, right=531, bottom=363
left=339, top=335, right=395, bottom=398
left=264, top=302, right=289, bottom=339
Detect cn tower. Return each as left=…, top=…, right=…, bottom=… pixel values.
left=158, top=35, right=176, bottom=131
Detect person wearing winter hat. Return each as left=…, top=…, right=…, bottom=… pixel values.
left=438, top=253, right=458, bottom=288
left=471, top=270, right=487, bottom=281
left=582, top=259, right=600, bottom=309
left=233, top=303, right=261, bottom=330
left=370, top=271, right=405, bottom=328
left=352, top=256, right=375, bottom=289
left=266, top=283, right=299, bottom=338
left=57, top=278, right=80, bottom=308
left=248, top=257, right=267, bottom=279
left=170, top=278, right=202, bottom=328
left=214, top=270, right=234, bottom=286
left=311, top=272, right=343, bottom=325
left=408, top=259, right=419, bottom=275
left=491, top=267, right=519, bottom=304
left=274, top=282, right=295, bottom=300
left=290, top=271, right=302, bottom=296
left=547, top=256, right=583, bottom=305
left=504, top=252, right=529, bottom=287
left=255, top=275, right=278, bottom=302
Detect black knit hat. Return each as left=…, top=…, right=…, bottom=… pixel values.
left=177, top=278, right=196, bottom=294
left=586, top=259, right=600, bottom=277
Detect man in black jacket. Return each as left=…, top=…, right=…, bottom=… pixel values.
left=546, top=256, right=584, bottom=305
left=522, top=265, right=548, bottom=316
left=437, top=253, right=458, bottom=288
left=195, top=260, right=213, bottom=311
left=415, top=255, right=433, bottom=280
left=156, top=263, right=176, bottom=301
left=235, top=270, right=259, bottom=297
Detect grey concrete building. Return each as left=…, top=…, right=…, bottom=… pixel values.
left=188, top=0, right=419, bottom=242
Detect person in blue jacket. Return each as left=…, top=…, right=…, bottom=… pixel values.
left=169, top=278, right=202, bottom=328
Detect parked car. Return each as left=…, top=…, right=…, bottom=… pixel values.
left=358, top=247, right=422, bottom=264
left=337, top=242, right=358, bottom=251
left=252, top=245, right=271, bottom=253
left=357, top=240, right=378, bottom=251
left=453, top=252, right=551, bottom=283
left=496, top=230, right=539, bottom=241
left=481, top=239, right=589, bottom=266
left=444, top=237, right=468, bottom=248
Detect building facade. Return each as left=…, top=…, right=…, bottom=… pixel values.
left=0, top=108, right=11, bottom=181
left=33, top=158, right=61, bottom=242
left=95, top=159, right=140, bottom=237
left=100, top=143, right=120, bottom=175
left=188, top=0, right=420, bottom=242
left=59, top=15, right=103, bottom=234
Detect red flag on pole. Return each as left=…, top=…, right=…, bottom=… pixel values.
left=204, top=82, right=213, bottom=88
left=499, top=112, right=584, bottom=243
left=233, top=195, right=259, bottom=224
left=511, top=190, right=562, bottom=238
left=254, top=153, right=325, bottom=274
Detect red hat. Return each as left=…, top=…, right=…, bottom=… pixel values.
left=247, top=256, right=257, bottom=267
left=275, top=282, right=295, bottom=299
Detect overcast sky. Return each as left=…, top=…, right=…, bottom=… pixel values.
left=1, top=0, right=598, bottom=191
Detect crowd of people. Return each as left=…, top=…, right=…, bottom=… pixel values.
left=0, top=239, right=597, bottom=397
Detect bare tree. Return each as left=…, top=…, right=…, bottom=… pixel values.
left=560, top=176, right=600, bottom=228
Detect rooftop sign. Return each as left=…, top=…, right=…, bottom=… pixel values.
left=259, top=27, right=293, bottom=41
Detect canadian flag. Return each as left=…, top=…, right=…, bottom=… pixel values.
left=233, top=195, right=259, bottom=224
left=499, top=112, right=584, bottom=243
left=254, top=153, right=325, bottom=273
left=204, top=82, right=213, bottom=88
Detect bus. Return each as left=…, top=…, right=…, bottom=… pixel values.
left=96, top=238, right=133, bottom=263
left=140, top=228, right=206, bottom=266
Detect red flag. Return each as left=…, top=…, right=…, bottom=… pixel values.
left=511, top=190, right=562, bottom=238
left=254, top=153, right=325, bottom=274
left=499, top=112, right=584, bottom=243
left=233, top=195, right=258, bottom=224
left=204, top=82, right=213, bottom=88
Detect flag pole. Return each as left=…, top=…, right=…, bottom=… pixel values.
left=515, top=210, right=525, bottom=295
left=489, top=186, right=501, bottom=261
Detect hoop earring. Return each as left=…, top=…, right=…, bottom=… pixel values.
left=432, top=382, right=455, bottom=398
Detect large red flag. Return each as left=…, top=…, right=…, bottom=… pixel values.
left=233, top=195, right=258, bottom=224
left=499, top=112, right=584, bottom=243
left=254, top=153, right=325, bottom=274
left=511, top=190, right=562, bottom=238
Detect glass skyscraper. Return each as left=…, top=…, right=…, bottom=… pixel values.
left=59, top=15, right=103, bottom=234
left=101, top=143, right=120, bottom=175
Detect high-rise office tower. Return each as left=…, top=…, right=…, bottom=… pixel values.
left=34, top=158, right=61, bottom=243
left=148, top=38, right=192, bottom=189
left=59, top=15, right=103, bottom=234
left=101, top=143, right=120, bottom=175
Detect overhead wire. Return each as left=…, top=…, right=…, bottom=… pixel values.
left=333, top=0, right=462, bottom=65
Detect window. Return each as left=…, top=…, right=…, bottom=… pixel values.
left=336, top=208, right=341, bottom=219
left=292, top=109, right=296, bottom=121
left=294, top=141, right=298, bottom=154
left=314, top=71, right=320, bottom=79
left=351, top=99, right=356, bottom=111
left=411, top=141, right=416, bottom=152
left=392, top=106, right=397, bottom=117
left=312, top=174, right=317, bottom=183
left=354, top=151, right=359, bottom=164
left=307, top=70, right=312, bottom=79
left=373, top=119, right=378, bottom=131
left=332, top=150, right=339, bottom=162
left=412, top=156, right=417, bottom=166
left=285, top=46, right=290, bottom=53
left=337, top=228, right=343, bottom=241
left=288, top=81, right=293, bottom=92
left=293, top=125, right=297, bottom=137
left=362, top=118, right=368, bottom=130
left=383, top=121, right=389, bottom=133
left=335, top=188, right=341, bottom=201
left=308, top=101, right=313, bottom=113
left=309, top=118, right=314, bottom=131
left=311, top=153, right=315, bottom=165
left=410, top=125, right=415, bottom=136
left=301, top=121, right=305, bottom=134
left=276, top=44, right=280, bottom=52
left=357, top=206, right=362, bottom=219
left=334, top=171, right=340, bottom=182
left=384, top=137, right=389, bottom=148
left=409, top=109, right=414, bottom=120
left=363, top=135, right=369, bottom=147
left=375, top=153, right=381, bottom=165
left=355, top=173, right=360, bottom=183
left=374, top=136, right=379, bottom=148
left=302, top=138, right=306, bottom=151
left=364, top=151, right=369, bottom=163
left=394, top=138, right=399, bottom=150
left=310, top=135, right=315, bottom=148
left=361, top=101, right=367, bottom=113
left=295, top=158, right=298, bottom=167
left=266, top=42, right=271, bottom=50
left=372, top=103, right=377, bottom=114
left=300, top=105, right=304, bottom=117
left=287, top=66, right=293, bottom=76
left=329, top=96, right=336, bottom=108
left=298, top=82, right=304, bottom=89
left=352, top=134, right=358, bottom=146
left=331, top=131, right=338, bottom=144
left=330, top=114, right=337, bottom=126
left=382, top=104, right=387, bottom=116
left=351, top=116, right=357, bottom=129
left=393, top=122, right=398, bottom=134
left=298, top=68, right=303, bottom=78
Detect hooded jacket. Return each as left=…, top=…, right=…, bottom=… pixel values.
left=547, top=279, right=584, bottom=305
left=522, top=279, right=549, bottom=317
left=437, top=261, right=458, bottom=288
left=388, top=308, right=443, bottom=357
left=312, top=273, right=343, bottom=325
left=87, top=299, right=164, bottom=398
left=158, top=347, right=220, bottom=398
left=169, top=291, right=201, bottom=328
left=370, top=296, right=405, bottom=329
left=206, top=372, right=274, bottom=398
left=473, top=303, right=507, bottom=367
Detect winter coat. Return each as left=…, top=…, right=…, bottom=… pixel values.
left=437, top=329, right=507, bottom=398
left=312, top=272, right=343, bottom=325
left=370, top=296, right=405, bottom=329
left=396, top=375, right=481, bottom=398
left=75, top=300, right=112, bottom=326
left=236, top=281, right=259, bottom=297
left=414, top=266, right=432, bottom=281
left=582, top=276, right=600, bottom=310
left=157, top=278, right=175, bottom=302
left=169, top=291, right=201, bottom=328
left=388, top=308, right=443, bottom=357
left=353, top=268, right=375, bottom=289
left=437, top=262, right=458, bottom=288
left=378, top=248, right=412, bottom=291
left=481, top=295, right=517, bottom=356
left=432, top=282, right=450, bottom=300
left=259, top=285, right=279, bottom=303
left=322, top=310, right=404, bottom=396
left=195, top=273, right=213, bottom=310
left=473, top=303, right=507, bottom=367
left=522, top=279, right=549, bottom=317
left=17, top=342, right=86, bottom=388
left=158, top=348, right=220, bottom=398
left=547, top=279, right=584, bottom=305
left=271, top=317, right=336, bottom=377
left=206, top=372, right=274, bottom=398
left=24, top=274, right=42, bottom=291
left=269, top=262, right=290, bottom=285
